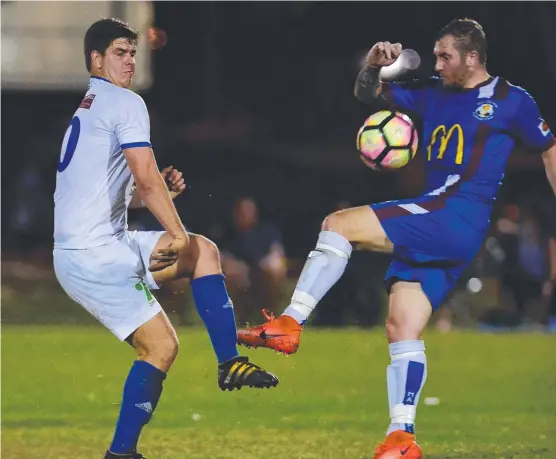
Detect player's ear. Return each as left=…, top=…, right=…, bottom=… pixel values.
left=91, top=50, right=103, bottom=70
left=466, top=50, right=478, bottom=67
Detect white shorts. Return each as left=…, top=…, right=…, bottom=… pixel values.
left=53, top=230, right=165, bottom=341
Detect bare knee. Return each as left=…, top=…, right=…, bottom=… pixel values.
left=137, top=334, right=179, bottom=372
left=133, top=322, right=180, bottom=372
left=321, top=209, right=391, bottom=252
left=321, top=211, right=348, bottom=236
left=194, top=235, right=220, bottom=262
left=171, top=234, right=222, bottom=280
left=385, top=314, right=424, bottom=343
left=156, top=335, right=180, bottom=368
left=189, top=234, right=222, bottom=278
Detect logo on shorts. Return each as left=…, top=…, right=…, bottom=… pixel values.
left=135, top=281, right=156, bottom=305
left=473, top=101, right=497, bottom=120
left=223, top=300, right=234, bottom=309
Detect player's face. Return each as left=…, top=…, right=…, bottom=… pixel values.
left=99, top=38, right=137, bottom=89
left=433, top=35, right=468, bottom=89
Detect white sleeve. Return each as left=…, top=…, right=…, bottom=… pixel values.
left=115, top=93, right=151, bottom=150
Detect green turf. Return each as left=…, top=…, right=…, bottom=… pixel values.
left=2, top=326, right=556, bottom=458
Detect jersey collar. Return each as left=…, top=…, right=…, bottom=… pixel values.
left=446, top=76, right=496, bottom=93
left=90, top=76, right=112, bottom=84
left=472, top=76, right=495, bottom=89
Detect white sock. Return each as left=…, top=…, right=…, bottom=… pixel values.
left=386, top=340, right=427, bottom=436
left=282, top=231, right=352, bottom=324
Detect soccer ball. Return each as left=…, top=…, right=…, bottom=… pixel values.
left=356, top=110, right=418, bottom=170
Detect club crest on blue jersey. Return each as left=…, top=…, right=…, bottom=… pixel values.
left=473, top=101, right=497, bottom=120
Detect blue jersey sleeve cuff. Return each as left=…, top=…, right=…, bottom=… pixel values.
left=121, top=141, right=152, bottom=150
left=527, top=135, right=556, bottom=154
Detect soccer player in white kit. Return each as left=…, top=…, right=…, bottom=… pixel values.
left=53, top=18, right=278, bottom=459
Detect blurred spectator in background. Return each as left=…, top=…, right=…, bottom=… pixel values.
left=540, top=200, right=556, bottom=331
left=437, top=223, right=508, bottom=332
left=497, top=201, right=551, bottom=326
left=219, top=197, right=287, bottom=324
left=8, top=160, right=53, bottom=264
left=546, top=236, right=556, bottom=331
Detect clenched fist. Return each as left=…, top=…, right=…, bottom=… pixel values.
left=365, top=41, right=403, bottom=68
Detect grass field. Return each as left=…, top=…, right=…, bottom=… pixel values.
left=2, top=325, right=556, bottom=459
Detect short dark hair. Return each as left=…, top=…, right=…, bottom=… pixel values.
left=437, top=18, right=487, bottom=65
left=84, top=18, right=138, bottom=72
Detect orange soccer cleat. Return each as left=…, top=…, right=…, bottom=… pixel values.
left=237, top=309, right=302, bottom=355
left=373, top=430, right=422, bottom=459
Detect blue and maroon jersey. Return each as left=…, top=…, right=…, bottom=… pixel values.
left=381, top=76, right=555, bottom=229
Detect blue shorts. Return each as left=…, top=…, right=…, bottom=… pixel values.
left=370, top=196, right=486, bottom=310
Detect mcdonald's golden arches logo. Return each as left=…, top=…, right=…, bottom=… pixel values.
left=426, top=124, right=465, bottom=165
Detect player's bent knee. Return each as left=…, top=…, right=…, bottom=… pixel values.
left=385, top=316, right=423, bottom=342
left=321, top=211, right=348, bottom=236
left=161, top=234, right=222, bottom=282
left=322, top=208, right=392, bottom=252
left=195, top=235, right=220, bottom=260
left=163, top=336, right=180, bottom=361
left=147, top=335, right=179, bottom=369
left=182, top=233, right=220, bottom=263
left=133, top=316, right=180, bottom=371
left=188, top=234, right=223, bottom=278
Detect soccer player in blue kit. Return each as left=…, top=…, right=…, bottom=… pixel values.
left=238, top=18, right=556, bottom=457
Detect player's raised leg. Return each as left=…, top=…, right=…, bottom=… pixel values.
left=373, top=281, right=429, bottom=459
left=150, top=232, right=279, bottom=390
left=106, top=312, right=178, bottom=459
left=237, top=205, right=392, bottom=354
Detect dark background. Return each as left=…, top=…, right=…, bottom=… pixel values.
left=2, top=1, right=556, bottom=257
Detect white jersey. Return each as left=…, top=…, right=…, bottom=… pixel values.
left=54, top=77, right=151, bottom=249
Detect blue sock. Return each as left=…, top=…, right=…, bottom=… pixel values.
left=191, top=274, right=239, bottom=364
left=110, top=360, right=166, bottom=454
